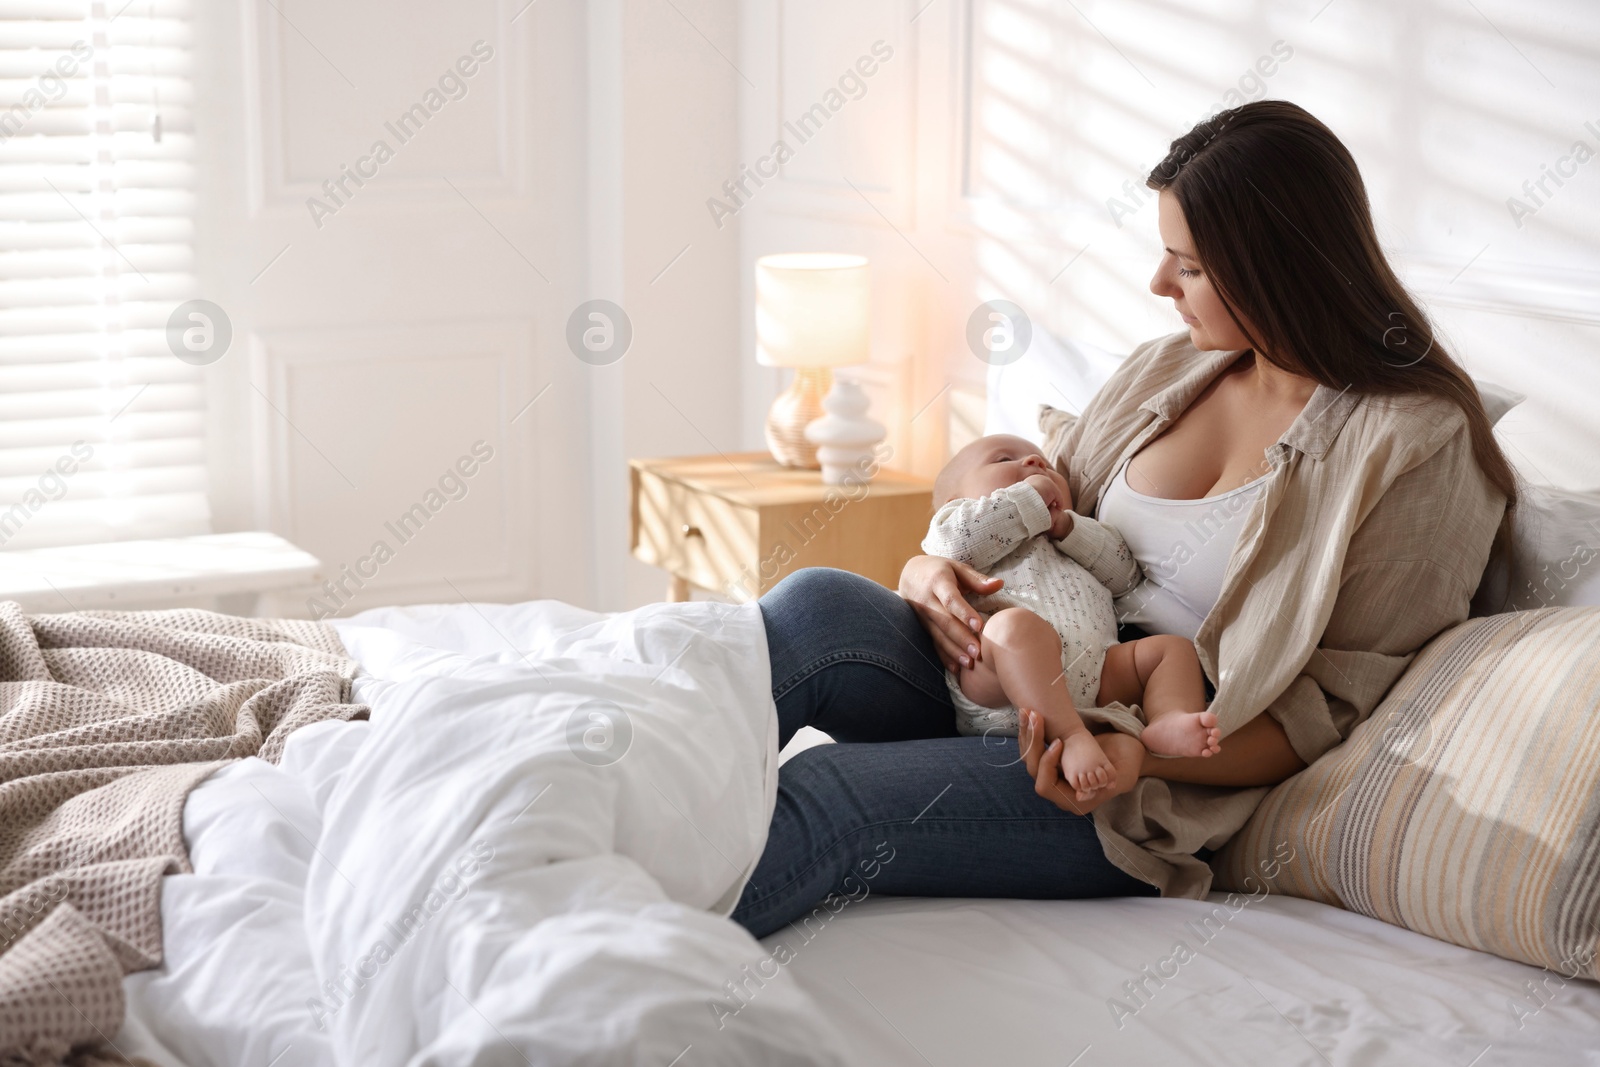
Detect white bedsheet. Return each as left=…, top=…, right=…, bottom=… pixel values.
left=119, top=598, right=845, bottom=1067
left=767, top=895, right=1600, bottom=1066
left=114, top=600, right=1600, bottom=1066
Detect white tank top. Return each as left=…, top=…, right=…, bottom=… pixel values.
left=1095, top=459, right=1269, bottom=640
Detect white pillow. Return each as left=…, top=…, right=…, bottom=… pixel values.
left=1476, top=379, right=1527, bottom=426
left=1473, top=483, right=1600, bottom=612
left=984, top=334, right=1525, bottom=439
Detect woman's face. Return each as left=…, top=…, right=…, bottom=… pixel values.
left=1149, top=189, right=1255, bottom=353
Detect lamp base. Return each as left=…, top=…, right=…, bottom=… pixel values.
left=765, top=366, right=830, bottom=469
left=805, top=377, right=886, bottom=485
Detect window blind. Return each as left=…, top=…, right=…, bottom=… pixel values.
left=0, top=0, right=209, bottom=552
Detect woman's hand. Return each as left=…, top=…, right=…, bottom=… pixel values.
left=1017, top=708, right=1306, bottom=815
left=1016, top=709, right=1141, bottom=815
left=898, top=554, right=1003, bottom=672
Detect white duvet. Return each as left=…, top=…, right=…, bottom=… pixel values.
left=120, top=599, right=846, bottom=1067
left=116, top=598, right=1600, bottom=1067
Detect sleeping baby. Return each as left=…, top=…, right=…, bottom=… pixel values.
left=922, top=434, right=1220, bottom=800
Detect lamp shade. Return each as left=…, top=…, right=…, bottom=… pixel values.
left=755, top=253, right=870, bottom=368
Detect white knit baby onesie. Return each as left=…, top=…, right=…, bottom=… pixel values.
left=921, top=482, right=1139, bottom=737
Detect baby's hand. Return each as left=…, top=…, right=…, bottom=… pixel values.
left=1023, top=473, right=1063, bottom=512
left=1048, top=507, right=1074, bottom=540
left=1024, top=473, right=1075, bottom=539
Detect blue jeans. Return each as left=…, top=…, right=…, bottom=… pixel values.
left=731, top=568, right=1155, bottom=939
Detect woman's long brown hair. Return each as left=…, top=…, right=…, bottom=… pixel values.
left=1146, top=100, right=1517, bottom=557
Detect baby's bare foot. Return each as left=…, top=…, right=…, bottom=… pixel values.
left=1141, top=710, right=1222, bottom=758
left=1060, top=731, right=1116, bottom=801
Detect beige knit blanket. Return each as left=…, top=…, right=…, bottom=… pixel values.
left=0, top=603, right=368, bottom=1066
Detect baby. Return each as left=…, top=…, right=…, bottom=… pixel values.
left=923, top=434, right=1220, bottom=800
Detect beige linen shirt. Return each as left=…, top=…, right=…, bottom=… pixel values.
left=1040, top=331, right=1504, bottom=896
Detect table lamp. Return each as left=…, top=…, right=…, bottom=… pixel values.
left=755, top=253, right=870, bottom=468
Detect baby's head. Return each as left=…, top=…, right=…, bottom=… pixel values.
left=933, top=434, right=1070, bottom=509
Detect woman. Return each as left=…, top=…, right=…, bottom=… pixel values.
left=731, top=101, right=1515, bottom=938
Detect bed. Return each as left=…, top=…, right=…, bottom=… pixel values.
left=14, top=332, right=1577, bottom=1065
left=95, top=593, right=1599, bottom=1067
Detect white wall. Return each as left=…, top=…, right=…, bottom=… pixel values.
left=611, top=0, right=744, bottom=608
left=736, top=0, right=1600, bottom=490
left=191, top=0, right=741, bottom=615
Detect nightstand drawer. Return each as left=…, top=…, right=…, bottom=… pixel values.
left=630, top=452, right=933, bottom=602
left=631, top=465, right=758, bottom=596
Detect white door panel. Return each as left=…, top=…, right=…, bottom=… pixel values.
left=194, top=0, right=589, bottom=613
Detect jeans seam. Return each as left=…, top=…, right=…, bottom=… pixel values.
left=771, top=648, right=949, bottom=706
left=737, top=812, right=1090, bottom=917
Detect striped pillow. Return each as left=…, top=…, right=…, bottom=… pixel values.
left=1213, top=607, right=1600, bottom=981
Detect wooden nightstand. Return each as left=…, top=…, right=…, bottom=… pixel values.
left=630, top=452, right=933, bottom=602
